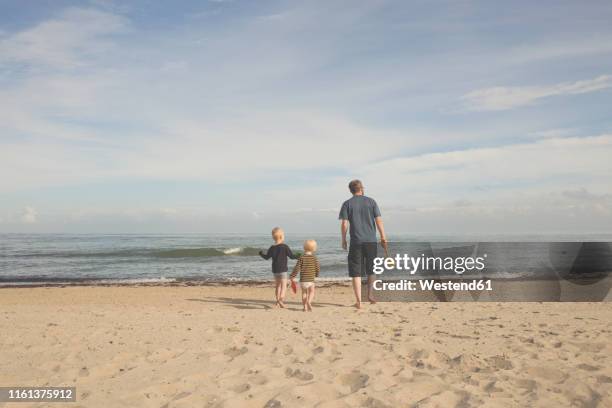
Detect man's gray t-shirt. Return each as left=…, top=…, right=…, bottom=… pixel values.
left=339, top=195, right=381, bottom=244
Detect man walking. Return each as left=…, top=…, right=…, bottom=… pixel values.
left=339, top=180, right=387, bottom=309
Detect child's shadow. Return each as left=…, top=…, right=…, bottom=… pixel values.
left=185, top=297, right=345, bottom=310
left=186, top=297, right=271, bottom=310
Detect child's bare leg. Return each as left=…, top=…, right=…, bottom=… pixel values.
left=274, top=281, right=281, bottom=307
left=307, top=285, right=315, bottom=311
left=301, top=288, right=308, bottom=311
left=279, top=278, right=287, bottom=307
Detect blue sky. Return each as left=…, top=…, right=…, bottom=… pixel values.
left=1, top=0, right=611, bottom=234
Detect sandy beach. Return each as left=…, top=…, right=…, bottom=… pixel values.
left=1, top=284, right=611, bottom=408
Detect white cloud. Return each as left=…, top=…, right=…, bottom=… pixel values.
left=225, top=134, right=612, bottom=231
left=0, top=7, right=127, bottom=69
left=351, top=134, right=612, bottom=225
left=503, top=38, right=612, bottom=65
left=0, top=111, right=416, bottom=192
left=21, top=206, right=38, bottom=224
left=1, top=4, right=612, bottom=233
left=462, top=75, right=612, bottom=111
left=527, top=128, right=579, bottom=139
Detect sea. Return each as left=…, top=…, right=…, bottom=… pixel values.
left=1, top=233, right=611, bottom=286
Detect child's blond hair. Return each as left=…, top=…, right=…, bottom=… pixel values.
left=271, top=227, right=284, bottom=242
left=303, top=239, right=317, bottom=252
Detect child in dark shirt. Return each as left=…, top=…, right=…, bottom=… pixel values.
left=259, top=227, right=298, bottom=308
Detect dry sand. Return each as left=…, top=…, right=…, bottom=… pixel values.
left=1, top=284, right=611, bottom=407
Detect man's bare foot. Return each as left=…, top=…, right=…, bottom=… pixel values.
left=368, top=298, right=377, bottom=304
left=353, top=302, right=361, bottom=309
left=306, top=303, right=313, bottom=312
left=273, top=302, right=280, bottom=308
left=278, top=300, right=285, bottom=308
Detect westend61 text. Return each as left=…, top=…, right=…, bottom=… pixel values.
left=373, top=279, right=493, bottom=291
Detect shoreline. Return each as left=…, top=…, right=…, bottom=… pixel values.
left=1, top=277, right=610, bottom=303
left=0, top=277, right=355, bottom=289
left=1, top=274, right=609, bottom=286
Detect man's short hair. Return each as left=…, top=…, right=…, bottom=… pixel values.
left=348, top=179, right=363, bottom=194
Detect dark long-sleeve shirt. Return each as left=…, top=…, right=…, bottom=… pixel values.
left=259, top=243, right=297, bottom=274
left=290, top=254, right=320, bottom=282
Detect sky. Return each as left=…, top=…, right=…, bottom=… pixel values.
left=1, top=0, right=611, bottom=234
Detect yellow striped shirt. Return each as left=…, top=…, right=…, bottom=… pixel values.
left=290, top=254, right=320, bottom=282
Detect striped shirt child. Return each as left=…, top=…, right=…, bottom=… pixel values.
left=290, top=254, right=320, bottom=282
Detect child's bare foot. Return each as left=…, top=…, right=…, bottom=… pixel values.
left=278, top=300, right=285, bottom=308
left=273, top=302, right=280, bottom=308
left=353, top=302, right=361, bottom=309
left=306, top=303, right=313, bottom=312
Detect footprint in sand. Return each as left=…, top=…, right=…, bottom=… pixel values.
left=576, top=363, right=600, bottom=372
left=224, top=346, right=248, bottom=359
left=364, top=396, right=393, bottom=408
left=264, top=399, right=282, bottom=408
left=526, top=366, right=568, bottom=383
left=512, top=378, right=537, bottom=394
left=408, top=349, right=429, bottom=360
left=172, top=391, right=192, bottom=401
left=285, top=367, right=314, bottom=381
left=246, top=369, right=268, bottom=385
left=483, top=381, right=503, bottom=393
left=232, top=383, right=251, bottom=393
left=486, top=355, right=513, bottom=370
left=339, top=370, right=369, bottom=392
left=423, top=389, right=471, bottom=408
left=563, top=382, right=600, bottom=408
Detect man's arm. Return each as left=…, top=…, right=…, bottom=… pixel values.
left=340, top=219, right=349, bottom=250
left=375, top=216, right=387, bottom=243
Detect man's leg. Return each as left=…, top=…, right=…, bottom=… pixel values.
left=348, top=243, right=362, bottom=309
left=367, top=275, right=377, bottom=304
left=364, top=242, right=378, bottom=303
left=351, top=277, right=362, bottom=308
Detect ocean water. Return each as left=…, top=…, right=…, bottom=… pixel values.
left=1, top=233, right=611, bottom=285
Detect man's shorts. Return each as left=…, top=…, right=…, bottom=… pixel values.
left=348, top=242, right=378, bottom=277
